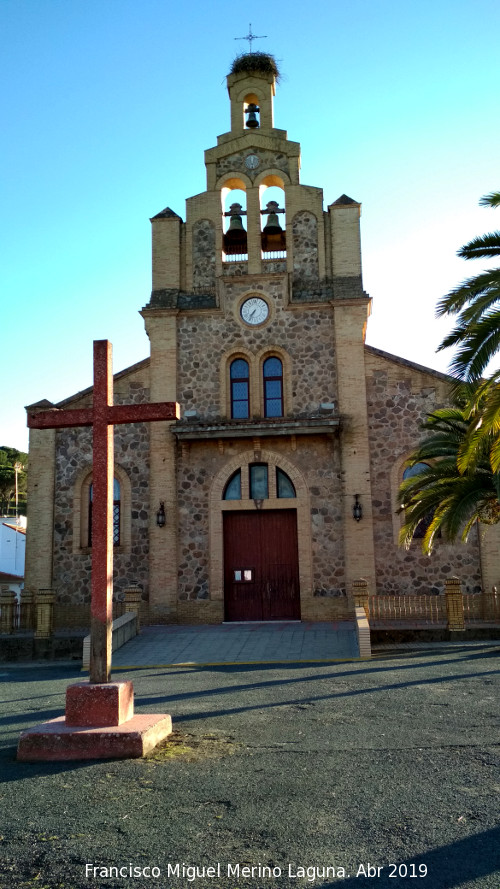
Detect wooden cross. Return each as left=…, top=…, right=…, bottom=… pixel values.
left=28, top=340, right=179, bottom=684
left=234, top=23, right=267, bottom=53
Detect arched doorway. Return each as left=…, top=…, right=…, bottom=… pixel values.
left=221, top=462, right=300, bottom=621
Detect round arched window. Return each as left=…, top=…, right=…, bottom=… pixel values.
left=263, top=357, right=283, bottom=417
left=230, top=359, right=250, bottom=419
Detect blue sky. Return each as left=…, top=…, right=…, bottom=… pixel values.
left=2, top=0, right=499, bottom=451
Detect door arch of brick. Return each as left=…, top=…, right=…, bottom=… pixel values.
left=208, top=449, right=312, bottom=611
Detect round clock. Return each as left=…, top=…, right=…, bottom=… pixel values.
left=245, top=154, right=259, bottom=170
left=240, top=297, right=269, bottom=325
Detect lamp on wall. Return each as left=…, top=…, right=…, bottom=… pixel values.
left=156, top=501, right=166, bottom=527
left=353, top=494, right=362, bottom=522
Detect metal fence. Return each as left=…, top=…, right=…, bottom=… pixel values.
left=368, top=594, right=447, bottom=624
left=2, top=589, right=500, bottom=635
left=367, top=591, right=500, bottom=625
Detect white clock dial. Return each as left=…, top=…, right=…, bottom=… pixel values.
left=241, top=297, right=269, bottom=326
left=245, top=154, right=259, bottom=170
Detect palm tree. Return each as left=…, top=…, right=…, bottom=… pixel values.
left=398, top=395, right=500, bottom=554
left=399, top=193, right=500, bottom=553
left=433, top=192, right=500, bottom=477
left=436, top=191, right=500, bottom=381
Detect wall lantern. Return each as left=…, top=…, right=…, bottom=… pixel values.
left=353, top=494, right=362, bottom=522
left=156, top=501, right=166, bottom=527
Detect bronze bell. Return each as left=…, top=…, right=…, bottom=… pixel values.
left=227, top=203, right=245, bottom=232
left=263, top=200, right=283, bottom=234
left=224, top=202, right=247, bottom=255
left=245, top=103, right=260, bottom=128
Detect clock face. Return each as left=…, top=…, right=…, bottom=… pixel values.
left=240, top=297, right=269, bottom=326
left=245, top=154, right=259, bottom=170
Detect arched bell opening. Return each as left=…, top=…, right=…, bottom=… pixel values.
left=243, top=93, right=261, bottom=129
left=259, top=181, right=286, bottom=258
left=221, top=183, right=248, bottom=262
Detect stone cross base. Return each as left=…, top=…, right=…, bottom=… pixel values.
left=17, top=681, right=172, bottom=761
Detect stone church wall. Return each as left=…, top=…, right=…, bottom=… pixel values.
left=365, top=349, right=482, bottom=595
left=215, top=149, right=290, bottom=183
left=52, top=380, right=151, bottom=604
left=176, top=435, right=345, bottom=604
left=192, top=219, right=216, bottom=293
left=292, top=210, right=320, bottom=294
left=176, top=281, right=337, bottom=420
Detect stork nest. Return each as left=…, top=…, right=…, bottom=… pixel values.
left=230, top=52, right=280, bottom=81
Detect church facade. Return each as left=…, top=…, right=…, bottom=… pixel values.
left=25, top=55, right=499, bottom=624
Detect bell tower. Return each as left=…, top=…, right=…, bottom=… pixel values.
left=227, top=60, right=275, bottom=133
left=142, top=52, right=377, bottom=619
left=146, top=52, right=368, bottom=303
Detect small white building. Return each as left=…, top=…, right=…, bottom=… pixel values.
left=0, top=518, right=26, bottom=597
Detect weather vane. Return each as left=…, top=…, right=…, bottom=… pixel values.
left=235, top=23, right=267, bottom=53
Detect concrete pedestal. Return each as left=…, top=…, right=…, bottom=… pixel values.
left=17, top=680, right=172, bottom=761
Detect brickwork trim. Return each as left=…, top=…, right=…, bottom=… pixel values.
left=24, top=426, right=56, bottom=596
left=254, top=169, right=292, bottom=188
left=219, top=346, right=256, bottom=418
left=219, top=342, right=293, bottom=420
left=255, top=344, right=293, bottom=419
left=389, top=452, right=478, bottom=554
left=478, top=523, right=500, bottom=592
left=208, top=448, right=313, bottom=606
left=390, top=451, right=413, bottom=546
left=233, top=292, right=276, bottom=330
left=216, top=171, right=253, bottom=192
left=72, top=463, right=132, bottom=554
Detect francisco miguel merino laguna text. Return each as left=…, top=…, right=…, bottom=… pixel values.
left=86, top=861, right=428, bottom=881
left=85, top=863, right=348, bottom=881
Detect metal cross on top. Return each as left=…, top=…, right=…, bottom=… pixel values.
left=235, top=23, right=267, bottom=53
left=28, top=340, right=179, bottom=685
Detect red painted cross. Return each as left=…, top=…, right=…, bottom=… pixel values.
left=28, top=340, right=179, bottom=684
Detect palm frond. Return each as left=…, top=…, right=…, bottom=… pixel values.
left=489, top=437, right=500, bottom=474
left=458, top=232, right=500, bottom=261
left=450, top=319, right=500, bottom=382
left=479, top=192, right=500, bottom=208
left=397, top=389, right=500, bottom=554
left=436, top=270, right=500, bottom=318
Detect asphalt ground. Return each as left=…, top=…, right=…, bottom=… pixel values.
left=0, top=643, right=499, bottom=889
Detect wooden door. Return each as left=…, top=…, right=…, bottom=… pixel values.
left=223, top=510, right=300, bottom=621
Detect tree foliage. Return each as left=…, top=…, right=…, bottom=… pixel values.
left=0, top=446, right=28, bottom=515
left=400, top=191, right=500, bottom=554
left=436, top=191, right=500, bottom=381
left=397, top=395, right=500, bottom=554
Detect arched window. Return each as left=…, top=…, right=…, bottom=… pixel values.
left=223, top=470, right=242, bottom=500
left=244, top=96, right=260, bottom=129
left=277, top=468, right=295, bottom=498
left=220, top=463, right=297, bottom=502
left=88, top=478, right=121, bottom=547
left=263, top=357, right=283, bottom=417
left=249, top=463, right=269, bottom=499
left=260, top=183, right=286, bottom=258
left=402, top=463, right=438, bottom=540
left=230, top=359, right=250, bottom=419
left=222, top=186, right=247, bottom=262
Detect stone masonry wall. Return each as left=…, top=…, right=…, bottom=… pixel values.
left=176, top=435, right=345, bottom=602
left=52, top=380, right=150, bottom=604
left=177, top=276, right=337, bottom=420
left=216, top=150, right=290, bottom=183
left=365, top=350, right=482, bottom=594
left=192, top=219, right=216, bottom=293
left=292, top=211, right=320, bottom=293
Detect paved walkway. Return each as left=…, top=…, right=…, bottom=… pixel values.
left=111, top=620, right=359, bottom=667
